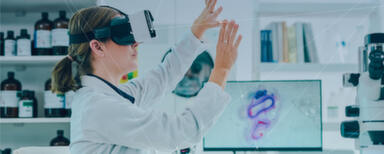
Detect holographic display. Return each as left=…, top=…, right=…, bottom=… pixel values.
left=203, top=80, right=322, bottom=151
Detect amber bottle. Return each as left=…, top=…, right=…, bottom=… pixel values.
left=17, top=90, right=37, bottom=118
left=0, top=72, right=22, bottom=118
left=4, top=31, right=16, bottom=56
left=0, top=32, right=4, bottom=56
left=34, top=12, right=53, bottom=55
left=50, top=130, right=70, bottom=146
left=44, top=79, right=66, bottom=117
left=52, top=11, right=69, bottom=55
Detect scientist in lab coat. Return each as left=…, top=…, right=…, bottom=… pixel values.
left=50, top=0, right=242, bottom=153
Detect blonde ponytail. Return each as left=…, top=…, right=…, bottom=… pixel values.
left=51, top=56, right=77, bottom=93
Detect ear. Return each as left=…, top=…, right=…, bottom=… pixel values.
left=89, top=40, right=105, bottom=57
left=132, top=42, right=139, bottom=49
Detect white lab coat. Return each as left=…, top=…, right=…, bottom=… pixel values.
left=70, top=31, right=231, bottom=154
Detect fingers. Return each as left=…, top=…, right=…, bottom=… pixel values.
left=235, top=35, right=243, bottom=49
left=218, top=20, right=228, bottom=43
left=208, top=0, right=217, bottom=12
left=229, top=23, right=239, bottom=45
left=212, top=6, right=223, bottom=19
left=224, top=21, right=235, bottom=44
left=209, top=21, right=221, bottom=28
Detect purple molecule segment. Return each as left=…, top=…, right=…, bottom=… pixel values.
left=247, top=94, right=275, bottom=119
left=246, top=89, right=279, bottom=141
left=251, top=120, right=271, bottom=140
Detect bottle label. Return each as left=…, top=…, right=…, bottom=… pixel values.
left=4, top=40, right=16, bottom=56
left=52, top=28, right=69, bottom=46
left=65, top=91, right=75, bottom=109
left=35, top=30, right=51, bottom=48
left=0, top=91, right=19, bottom=107
left=44, top=91, right=65, bottom=109
left=19, top=100, right=33, bottom=117
left=17, top=39, right=31, bottom=56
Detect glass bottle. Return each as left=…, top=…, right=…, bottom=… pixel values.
left=17, top=90, right=37, bottom=118
left=50, top=130, right=70, bottom=146
left=4, top=31, right=16, bottom=56
left=0, top=72, right=22, bottom=118
left=34, top=12, right=53, bottom=55
left=17, top=29, right=31, bottom=56
left=0, top=32, right=4, bottom=56
left=52, top=10, right=69, bottom=55
left=44, top=79, right=66, bottom=117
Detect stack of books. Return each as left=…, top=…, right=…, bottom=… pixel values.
left=261, top=22, right=319, bottom=63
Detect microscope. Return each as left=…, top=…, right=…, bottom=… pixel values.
left=341, top=33, right=384, bottom=154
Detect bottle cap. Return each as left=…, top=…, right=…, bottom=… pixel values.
left=7, top=72, right=15, bottom=79
left=3, top=148, right=12, bottom=154
left=59, top=10, right=66, bottom=18
left=365, top=33, right=384, bottom=45
left=45, top=78, right=52, bottom=90
left=42, top=12, right=49, bottom=19
left=57, top=130, right=64, bottom=136
left=6, top=31, right=14, bottom=38
left=0, top=32, right=4, bottom=39
left=30, top=90, right=35, bottom=97
left=19, top=29, right=30, bottom=39
left=25, top=90, right=34, bottom=98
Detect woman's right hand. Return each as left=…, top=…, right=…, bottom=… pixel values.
left=209, top=20, right=242, bottom=89
left=215, top=20, right=242, bottom=71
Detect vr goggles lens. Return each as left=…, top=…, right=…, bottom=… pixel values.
left=69, top=7, right=156, bottom=46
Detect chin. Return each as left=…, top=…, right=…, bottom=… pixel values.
left=128, top=63, right=138, bottom=72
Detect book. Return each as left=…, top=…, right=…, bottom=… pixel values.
left=303, top=32, right=311, bottom=63
left=282, top=22, right=289, bottom=63
left=260, top=30, right=273, bottom=62
left=287, top=25, right=297, bottom=63
left=303, top=23, right=319, bottom=63
left=266, top=23, right=279, bottom=62
left=277, top=22, right=284, bottom=62
left=264, top=22, right=318, bottom=64
left=295, top=23, right=305, bottom=63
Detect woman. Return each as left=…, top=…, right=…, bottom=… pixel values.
left=51, top=0, right=242, bottom=153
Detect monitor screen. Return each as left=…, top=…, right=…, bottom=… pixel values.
left=203, top=80, right=322, bottom=151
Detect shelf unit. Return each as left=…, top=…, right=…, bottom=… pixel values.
left=0, top=56, right=65, bottom=66
left=0, top=0, right=95, bottom=151
left=0, top=118, right=70, bottom=124
left=257, top=0, right=378, bottom=16
left=0, top=0, right=96, bottom=13
left=259, top=63, right=358, bottom=72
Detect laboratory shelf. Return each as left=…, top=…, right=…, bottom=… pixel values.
left=0, top=0, right=96, bottom=13
left=259, top=63, right=358, bottom=73
left=0, top=56, right=65, bottom=66
left=258, top=0, right=377, bottom=4
left=0, top=118, right=70, bottom=124
left=257, top=0, right=378, bottom=16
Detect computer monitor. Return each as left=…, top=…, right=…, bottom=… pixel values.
left=203, top=80, right=322, bottom=151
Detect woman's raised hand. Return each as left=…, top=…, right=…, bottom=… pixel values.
left=214, top=20, right=242, bottom=70
left=209, top=20, right=242, bottom=89
left=191, top=0, right=223, bottom=40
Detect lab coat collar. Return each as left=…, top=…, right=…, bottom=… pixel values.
left=80, top=75, right=135, bottom=102
left=81, top=75, right=117, bottom=95
left=83, top=74, right=135, bottom=103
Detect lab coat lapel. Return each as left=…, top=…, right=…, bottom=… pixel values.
left=81, top=75, right=122, bottom=98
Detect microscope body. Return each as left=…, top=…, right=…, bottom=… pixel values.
left=341, top=33, right=384, bottom=154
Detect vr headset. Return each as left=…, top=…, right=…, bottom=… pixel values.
left=69, top=6, right=156, bottom=45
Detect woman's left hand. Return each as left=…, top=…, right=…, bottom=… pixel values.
left=191, top=0, right=223, bottom=40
